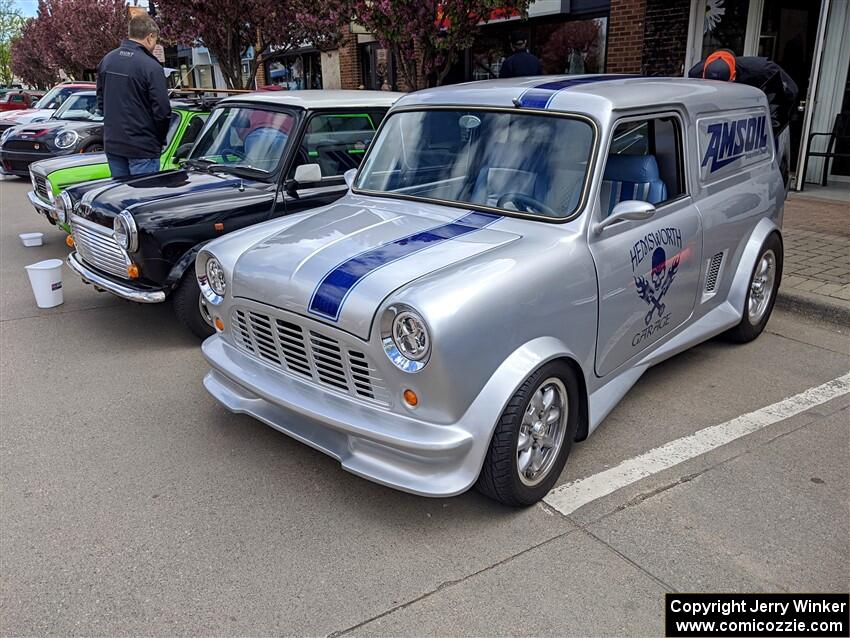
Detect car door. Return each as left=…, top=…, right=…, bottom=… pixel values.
left=587, top=112, right=704, bottom=377
left=282, top=108, right=387, bottom=215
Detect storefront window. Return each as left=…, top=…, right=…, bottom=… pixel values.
left=468, top=16, right=608, bottom=81
left=266, top=53, right=323, bottom=90
left=701, top=0, right=750, bottom=57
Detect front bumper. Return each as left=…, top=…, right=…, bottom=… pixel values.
left=202, top=335, right=484, bottom=497
left=27, top=190, right=58, bottom=221
left=0, top=148, right=58, bottom=176
left=66, top=251, right=166, bottom=303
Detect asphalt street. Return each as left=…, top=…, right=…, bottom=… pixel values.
left=1, top=175, right=848, bottom=636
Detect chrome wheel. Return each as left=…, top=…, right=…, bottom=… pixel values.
left=748, top=249, right=776, bottom=324
left=516, top=377, right=568, bottom=487
left=198, top=293, right=213, bottom=327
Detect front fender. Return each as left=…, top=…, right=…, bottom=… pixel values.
left=164, top=242, right=210, bottom=290
left=457, top=335, right=589, bottom=481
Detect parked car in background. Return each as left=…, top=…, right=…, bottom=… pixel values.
left=0, top=82, right=95, bottom=133
left=63, top=90, right=401, bottom=338
left=0, top=92, right=103, bottom=177
left=27, top=97, right=212, bottom=232
left=0, top=89, right=44, bottom=112
left=197, top=76, right=786, bottom=506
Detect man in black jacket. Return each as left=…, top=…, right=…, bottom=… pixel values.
left=499, top=32, right=542, bottom=79
left=96, top=14, right=171, bottom=177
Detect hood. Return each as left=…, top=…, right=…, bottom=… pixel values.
left=31, top=152, right=108, bottom=176
left=1, top=109, right=53, bottom=124
left=15, top=119, right=100, bottom=137
left=231, top=198, right=520, bottom=339
left=74, top=168, right=268, bottom=227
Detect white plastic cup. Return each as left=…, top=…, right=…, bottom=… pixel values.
left=25, top=259, right=64, bottom=308
left=19, top=232, right=44, bottom=247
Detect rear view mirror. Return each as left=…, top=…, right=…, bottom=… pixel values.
left=293, top=163, right=322, bottom=185
left=593, top=200, right=656, bottom=235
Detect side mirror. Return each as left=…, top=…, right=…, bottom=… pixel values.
left=173, top=143, right=193, bottom=162
left=344, top=168, right=357, bottom=190
left=293, top=163, right=322, bottom=185
left=593, top=200, right=656, bottom=235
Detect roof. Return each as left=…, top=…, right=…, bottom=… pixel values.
left=60, top=82, right=96, bottom=87
left=221, top=89, right=405, bottom=109
left=395, top=76, right=768, bottom=117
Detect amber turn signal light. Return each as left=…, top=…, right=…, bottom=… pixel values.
left=127, top=264, right=140, bottom=279
left=65, top=235, right=74, bottom=247
left=214, top=317, right=225, bottom=331
left=214, top=222, right=224, bottom=231
left=403, top=389, right=418, bottom=407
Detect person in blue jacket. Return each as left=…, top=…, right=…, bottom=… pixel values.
left=499, top=32, right=542, bottom=79
left=96, top=14, right=172, bottom=178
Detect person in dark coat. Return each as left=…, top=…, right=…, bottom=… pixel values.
left=96, top=14, right=172, bottom=177
left=688, top=50, right=798, bottom=136
left=499, top=32, right=542, bottom=79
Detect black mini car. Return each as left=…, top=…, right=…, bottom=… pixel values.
left=62, top=90, right=402, bottom=337
left=0, top=91, right=103, bottom=176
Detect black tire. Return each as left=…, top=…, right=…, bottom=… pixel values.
left=81, top=142, right=103, bottom=153
left=173, top=272, right=214, bottom=339
left=724, top=232, right=783, bottom=343
left=475, top=360, right=580, bottom=507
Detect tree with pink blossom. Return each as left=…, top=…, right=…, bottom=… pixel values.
left=157, top=0, right=352, bottom=90
left=350, top=0, right=531, bottom=90
left=10, top=17, right=58, bottom=88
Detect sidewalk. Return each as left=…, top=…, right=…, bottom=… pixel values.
left=778, top=192, right=850, bottom=324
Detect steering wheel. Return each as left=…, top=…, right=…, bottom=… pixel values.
left=219, top=147, right=246, bottom=161
left=496, top=192, right=559, bottom=217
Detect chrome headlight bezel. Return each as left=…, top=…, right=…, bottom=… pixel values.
left=381, top=305, right=431, bottom=373
left=198, top=254, right=226, bottom=305
left=54, top=129, right=79, bottom=149
left=112, top=210, right=138, bottom=252
left=0, top=127, right=15, bottom=144
left=57, top=191, right=73, bottom=223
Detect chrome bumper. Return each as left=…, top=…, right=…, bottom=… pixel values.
left=202, top=335, right=482, bottom=497
left=27, top=190, right=57, bottom=219
left=66, top=251, right=166, bottom=303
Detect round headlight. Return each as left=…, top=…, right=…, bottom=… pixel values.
left=54, top=130, right=79, bottom=149
left=58, top=191, right=73, bottom=223
left=112, top=211, right=138, bottom=252
left=392, top=310, right=430, bottom=362
left=0, top=128, right=14, bottom=144
left=205, top=257, right=226, bottom=296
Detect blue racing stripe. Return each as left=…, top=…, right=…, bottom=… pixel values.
left=517, top=74, right=635, bottom=109
left=309, top=211, right=498, bottom=321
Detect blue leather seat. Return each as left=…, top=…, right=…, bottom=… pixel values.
left=600, top=155, right=667, bottom=216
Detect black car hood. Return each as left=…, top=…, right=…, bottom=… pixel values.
left=72, top=168, right=274, bottom=228
left=16, top=119, right=101, bottom=138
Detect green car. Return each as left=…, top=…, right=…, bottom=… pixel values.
left=27, top=100, right=210, bottom=233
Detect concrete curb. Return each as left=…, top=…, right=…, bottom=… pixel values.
left=776, top=287, right=850, bottom=326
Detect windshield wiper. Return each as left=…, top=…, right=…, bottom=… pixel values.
left=184, top=158, right=215, bottom=171
left=204, top=163, right=268, bottom=179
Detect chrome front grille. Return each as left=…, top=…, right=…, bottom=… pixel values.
left=33, top=174, right=49, bottom=201
left=70, top=213, right=130, bottom=280
left=231, top=306, right=390, bottom=406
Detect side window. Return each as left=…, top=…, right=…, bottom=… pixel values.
left=600, top=116, right=685, bottom=217
left=179, top=115, right=208, bottom=147
left=290, top=111, right=378, bottom=179
left=10, top=94, right=24, bottom=104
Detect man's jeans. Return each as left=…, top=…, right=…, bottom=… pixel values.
left=107, top=154, right=160, bottom=178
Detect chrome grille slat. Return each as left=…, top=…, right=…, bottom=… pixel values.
left=231, top=306, right=389, bottom=406
left=33, top=175, right=49, bottom=201
left=70, top=214, right=131, bottom=279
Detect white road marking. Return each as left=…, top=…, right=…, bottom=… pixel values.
left=544, top=371, right=850, bottom=516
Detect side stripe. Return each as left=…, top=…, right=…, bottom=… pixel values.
left=517, top=74, right=635, bottom=109
left=308, top=211, right=499, bottom=321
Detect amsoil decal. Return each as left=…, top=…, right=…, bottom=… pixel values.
left=630, top=227, right=682, bottom=347
left=699, top=111, right=771, bottom=180
left=51, top=281, right=62, bottom=291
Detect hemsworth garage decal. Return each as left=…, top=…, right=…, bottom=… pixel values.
left=631, top=227, right=682, bottom=347
left=701, top=114, right=769, bottom=174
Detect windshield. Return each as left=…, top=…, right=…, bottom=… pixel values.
left=54, top=93, right=101, bottom=121
left=188, top=106, right=294, bottom=174
left=34, top=86, right=79, bottom=110
left=355, top=109, right=595, bottom=219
